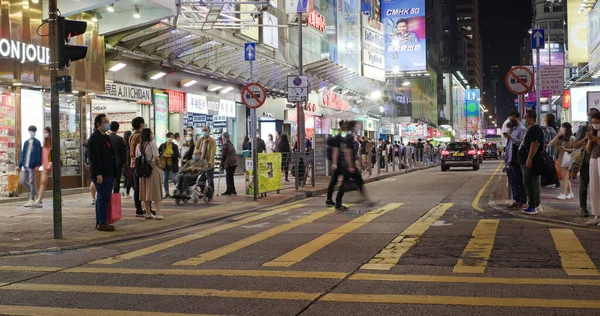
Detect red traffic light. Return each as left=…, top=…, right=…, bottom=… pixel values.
left=57, top=17, right=88, bottom=70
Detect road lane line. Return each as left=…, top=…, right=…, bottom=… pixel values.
left=550, top=229, right=599, bottom=276
left=90, top=203, right=308, bottom=265
left=349, top=273, right=600, bottom=286
left=1, top=283, right=321, bottom=301
left=0, top=305, right=226, bottom=316
left=360, top=203, right=453, bottom=270
left=472, top=162, right=503, bottom=212
left=0, top=266, right=62, bottom=272
left=264, top=198, right=313, bottom=210
left=172, top=206, right=343, bottom=266
left=453, top=219, right=499, bottom=274
left=320, top=293, right=600, bottom=309
left=264, top=203, right=403, bottom=267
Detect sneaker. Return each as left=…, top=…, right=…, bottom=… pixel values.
left=24, top=200, right=34, bottom=207
left=586, top=217, right=600, bottom=226
left=232, top=192, right=237, bottom=195
left=544, top=184, right=557, bottom=189
left=91, top=199, right=96, bottom=205
left=97, top=224, right=115, bottom=232
left=325, top=199, right=336, bottom=206
left=523, top=207, right=538, bottom=215
left=335, top=204, right=349, bottom=210
left=156, top=215, right=164, bottom=220
left=163, top=194, right=171, bottom=199
left=32, top=201, right=43, bottom=208
left=135, top=211, right=145, bottom=218
left=222, top=192, right=232, bottom=196
left=581, top=209, right=591, bottom=217
left=145, top=214, right=156, bottom=220
left=567, top=193, right=575, bottom=199
left=557, top=194, right=567, bottom=200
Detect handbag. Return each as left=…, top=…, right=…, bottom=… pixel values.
left=561, top=151, right=572, bottom=168
left=107, top=193, right=122, bottom=224
left=569, top=146, right=586, bottom=174
left=135, top=143, right=153, bottom=178
left=534, top=150, right=554, bottom=175
left=158, top=156, right=167, bottom=170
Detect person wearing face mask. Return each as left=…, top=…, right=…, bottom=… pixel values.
left=254, top=131, right=267, bottom=154
left=585, top=112, right=600, bottom=225
left=550, top=122, right=576, bottom=200
left=159, top=132, right=180, bottom=199
left=136, top=128, right=164, bottom=220
left=193, top=125, right=217, bottom=191
left=129, top=117, right=154, bottom=217
left=88, top=114, right=117, bottom=231
left=108, top=121, right=126, bottom=194
left=266, top=134, right=275, bottom=153
left=180, top=131, right=194, bottom=166
left=575, top=108, right=600, bottom=217
left=503, top=111, right=527, bottom=209
left=518, top=111, right=545, bottom=215
left=19, top=125, right=42, bottom=207
left=33, top=127, right=53, bottom=207
left=542, top=113, right=560, bottom=189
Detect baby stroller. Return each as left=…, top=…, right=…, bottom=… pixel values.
left=173, top=159, right=214, bottom=204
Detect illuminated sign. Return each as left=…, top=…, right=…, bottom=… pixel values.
left=382, top=0, right=427, bottom=72
left=104, top=83, right=152, bottom=102
left=308, top=10, right=326, bottom=32
left=567, top=0, right=589, bottom=65
left=303, top=102, right=317, bottom=112
left=320, top=90, right=350, bottom=111
left=464, top=89, right=480, bottom=117
left=0, top=39, right=49, bottom=64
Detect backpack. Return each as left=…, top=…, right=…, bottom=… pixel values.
left=135, top=143, right=153, bottom=178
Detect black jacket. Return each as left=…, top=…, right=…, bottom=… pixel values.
left=158, top=142, right=180, bottom=173
left=88, top=129, right=116, bottom=179
left=108, top=133, right=126, bottom=166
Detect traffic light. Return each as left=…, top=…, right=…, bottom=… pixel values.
left=57, top=17, right=88, bottom=70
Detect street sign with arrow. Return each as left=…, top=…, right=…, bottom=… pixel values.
left=244, top=42, right=256, bottom=61
left=531, top=29, right=544, bottom=50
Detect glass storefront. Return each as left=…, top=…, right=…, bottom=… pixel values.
left=0, top=87, right=16, bottom=196
left=44, top=94, right=82, bottom=177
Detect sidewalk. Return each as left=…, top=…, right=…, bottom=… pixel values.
left=0, top=163, right=437, bottom=255
left=490, top=171, right=594, bottom=227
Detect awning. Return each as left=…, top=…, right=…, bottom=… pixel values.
left=304, top=60, right=384, bottom=97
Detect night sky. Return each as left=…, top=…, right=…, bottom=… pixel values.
left=480, top=0, right=533, bottom=116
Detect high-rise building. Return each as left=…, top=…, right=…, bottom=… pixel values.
left=457, top=0, right=483, bottom=90
left=532, top=0, right=564, bottom=44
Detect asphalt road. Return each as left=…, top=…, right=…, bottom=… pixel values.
left=2, top=162, right=600, bottom=315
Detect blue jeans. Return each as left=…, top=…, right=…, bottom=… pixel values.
left=163, top=169, right=178, bottom=195
left=20, top=167, right=36, bottom=200
left=92, top=176, right=113, bottom=226
left=509, top=164, right=527, bottom=204
left=206, top=167, right=214, bottom=189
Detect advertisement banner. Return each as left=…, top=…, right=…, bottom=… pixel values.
left=532, top=42, right=565, bottom=66
left=337, top=0, right=361, bottom=73
left=400, top=123, right=426, bottom=137
left=362, top=0, right=372, bottom=16
left=567, top=0, right=589, bottom=65
left=467, top=117, right=480, bottom=133
left=154, top=92, right=169, bottom=144
left=362, top=15, right=385, bottom=81
left=218, top=99, right=236, bottom=118
left=245, top=153, right=282, bottom=195
left=382, top=0, right=427, bottom=72
left=103, top=82, right=152, bottom=102
left=588, top=2, right=600, bottom=71
left=539, top=66, right=564, bottom=96
left=285, top=0, right=309, bottom=13
left=464, top=89, right=480, bottom=118
left=186, top=93, right=208, bottom=114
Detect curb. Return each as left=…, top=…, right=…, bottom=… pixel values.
left=0, top=163, right=439, bottom=257
left=0, top=187, right=90, bottom=205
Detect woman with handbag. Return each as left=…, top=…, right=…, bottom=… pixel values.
left=158, top=132, right=179, bottom=199
left=136, top=128, right=164, bottom=220
left=550, top=122, right=576, bottom=200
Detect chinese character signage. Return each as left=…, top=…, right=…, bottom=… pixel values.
left=154, top=92, right=169, bottom=144
left=382, top=0, right=427, bottom=72
left=464, top=89, right=480, bottom=117
left=186, top=93, right=208, bottom=114
left=218, top=99, right=236, bottom=118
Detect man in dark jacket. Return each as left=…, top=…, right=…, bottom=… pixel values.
left=108, top=121, right=126, bottom=194
left=19, top=125, right=42, bottom=207
left=88, top=114, right=117, bottom=232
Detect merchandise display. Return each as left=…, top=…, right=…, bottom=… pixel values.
left=0, top=92, right=17, bottom=196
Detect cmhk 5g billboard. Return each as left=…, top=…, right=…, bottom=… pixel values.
left=381, top=0, right=427, bottom=73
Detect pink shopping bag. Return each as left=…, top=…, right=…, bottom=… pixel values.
left=107, top=193, right=122, bottom=224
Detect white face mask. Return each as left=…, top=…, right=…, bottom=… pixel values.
left=185, top=136, right=192, bottom=142
left=593, top=123, right=600, bottom=130
left=44, top=132, right=49, bottom=138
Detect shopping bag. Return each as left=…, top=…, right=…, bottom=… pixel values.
left=107, top=193, right=122, bottom=224
left=560, top=151, right=572, bottom=169
left=569, top=147, right=585, bottom=174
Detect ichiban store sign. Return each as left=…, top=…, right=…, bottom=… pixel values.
left=0, top=38, right=50, bottom=64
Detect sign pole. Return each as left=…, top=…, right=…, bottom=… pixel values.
left=535, top=45, right=541, bottom=124
left=250, top=59, right=258, bottom=201
left=49, top=0, right=63, bottom=239
left=295, top=7, right=305, bottom=191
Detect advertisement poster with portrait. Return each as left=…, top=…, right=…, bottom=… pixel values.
left=382, top=0, right=426, bottom=72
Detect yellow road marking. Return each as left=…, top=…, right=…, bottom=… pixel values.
left=172, top=206, right=343, bottom=266
left=0, top=266, right=61, bottom=272
left=472, top=162, right=503, bottom=212
left=264, top=198, right=313, bottom=210
left=264, top=203, right=403, bottom=267
left=350, top=273, right=600, bottom=286
left=453, top=219, right=499, bottom=274
left=114, top=221, right=229, bottom=248
left=0, top=305, right=226, bottom=316
left=550, top=229, right=599, bottom=276
left=90, top=203, right=308, bottom=264
left=320, top=293, right=600, bottom=309
left=512, top=219, right=600, bottom=232
left=360, top=203, right=453, bottom=270
left=1, top=283, right=320, bottom=301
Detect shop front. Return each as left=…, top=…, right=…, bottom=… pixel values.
left=166, top=89, right=186, bottom=137
left=256, top=98, right=286, bottom=141
left=0, top=5, right=104, bottom=196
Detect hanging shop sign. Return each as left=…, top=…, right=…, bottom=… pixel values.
left=154, top=92, right=169, bottom=144
left=303, top=102, right=317, bottom=113
left=104, top=83, right=152, bottom=102
left=0, top=39, right=49, bottom=64
left=320, top=90, right=350, bottom=111
left=166, top=90, right=185, bottom=113
left=219, top=99, right=236, bottom=118
left=308, top=10, right=326, bottom=32
left=186, top=93, right=209, bottom=114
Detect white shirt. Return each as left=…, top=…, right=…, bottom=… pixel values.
left=501, top=119, right=511, bottom=147
left=24, top=138, right=33, bottom=168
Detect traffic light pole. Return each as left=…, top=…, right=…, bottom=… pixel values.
left=49, top=0, right=63, bottom=239
left=295, top=10, right=305, bottom=190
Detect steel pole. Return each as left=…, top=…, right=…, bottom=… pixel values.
left=250, top=60, right=258, bottom=201
left=48, top=0, right=62, bottom=239
left=295, top=11, right=305, bottom=190
left=536, top=47, right=541, bottom=124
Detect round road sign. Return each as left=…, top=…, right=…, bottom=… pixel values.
left=241, top=83, right=267, bottom=109
left=505, top=66, right=534, bottom=95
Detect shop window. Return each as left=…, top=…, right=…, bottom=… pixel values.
left=44, top=94, right=81, bottom=176
left=0, top=88, right=16, bottom=196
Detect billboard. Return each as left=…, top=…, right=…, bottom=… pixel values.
left=362, top=14, right=385, bottom=81
left=532, top=42, right=565, bottom=66
left=588, top=2, right=600, bottom=72
left=464, top=89, right=480, bottom=117
left=337, top=0, right=361, bottom=73
left=382, top=0, right=427, bottom=72
left=567, top=0, right=589, bottom=65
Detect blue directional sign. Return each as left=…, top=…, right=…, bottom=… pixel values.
left=531, top=29, right=545, bottom=49
left=244, top=43, right=256, bottom=61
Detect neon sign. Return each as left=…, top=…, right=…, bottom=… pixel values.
left=308, top=10, right=326, bottom=32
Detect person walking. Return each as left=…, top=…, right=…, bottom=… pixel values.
left=254, top=131, right=267, bottom=154
left=519, top=111, right=544, bottom=215
left=194, top=125, right=217, bottom=190
left=122, top=130, right=133, bottom=198
left=585, top=111, right=600, bottom=225
left=19, top=125, right=42, bottom=207
left=242, top=136, right=251, bottom=151
left=136, top=128, right=164, bottom=220
left=34, top=127, right=53, bottom=207
left=88, top=114, right=117, bottom=231
left=108, top=122, right=126, bottom=194
left=274, top=131, right=281, bottom=152
left=266, top=134, right=275, bottom=153
left=549, top=122, right=576, bottom=200
left=543, top=113, right=560, bottom=189
left=575, top=108, right=599, bottom=217
left=129, top=117, right=151, bottom=217
left=504, top=111, right=527, bottom=209
left=279, top=134, right=291, bottom=182
left=220, top=132, right=238, bottom=195
left=159, top=132, right=180, bottom=199
left=326, top=121, right=346, bottom=206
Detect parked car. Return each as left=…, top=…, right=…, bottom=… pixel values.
left=441, top=142, right=480, bottom=172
